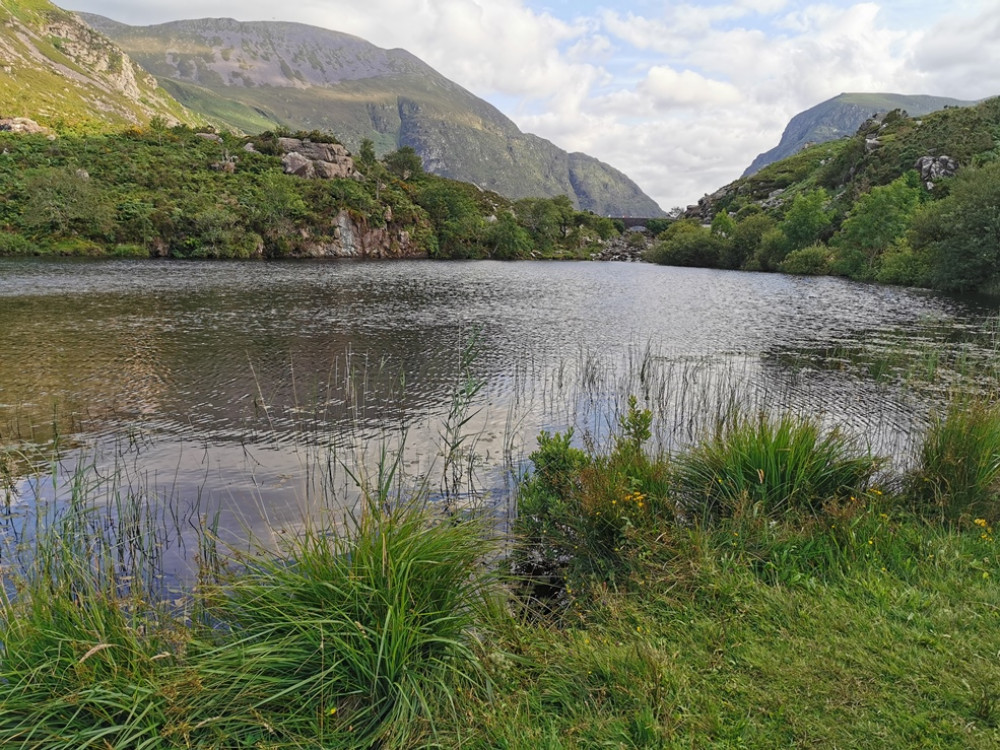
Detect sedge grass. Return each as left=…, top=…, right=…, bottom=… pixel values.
left=674, top=410, right=883, bottom=519
left=907, top=395, right=1000, bottom=523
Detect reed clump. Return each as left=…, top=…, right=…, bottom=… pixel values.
left=674, top=411, right=883, bottom=519
left=0, top=480, right=496, bottom=749
left=907, top=396, right=1000, bottom=523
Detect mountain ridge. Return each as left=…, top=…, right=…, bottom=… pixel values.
left=743, top=92, right=978, bottom=177
left=80, top=13, right=665, bottom=217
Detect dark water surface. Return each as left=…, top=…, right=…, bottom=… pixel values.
left=1, top=258, right=997, bottom=555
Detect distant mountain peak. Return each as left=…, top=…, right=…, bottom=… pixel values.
left=743, top=92, right=978, bottom=177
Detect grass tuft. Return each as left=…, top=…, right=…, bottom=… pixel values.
left=908, top=396, right=1000, bottom=523
left=674, top=411, right=882, bottom=519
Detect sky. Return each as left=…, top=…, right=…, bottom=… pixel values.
left=63, top=0, right=1000, bottom=211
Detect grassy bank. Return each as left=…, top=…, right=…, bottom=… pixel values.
left=2, top=396, right=999, bottom=748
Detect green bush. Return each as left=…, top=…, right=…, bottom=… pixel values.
left=875, top=239, right=930, bottom=286
left=514, top=399, right=672, bottom=587
left=908, top=398, right=1000, bottom=523
left=674, top=412, right=881, bottom=519
left=779, top=243, right=831, bottom=275
left=0, top=231, right=37, bottom=255
left=111, top=243, right=149, bottom=258
left=646, top=221, right=724, bottom=268
left=749, top=227, right=790, bottom=271
left=45, top=237, right=106, bottom=256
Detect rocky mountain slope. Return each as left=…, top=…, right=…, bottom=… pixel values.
left=0, top=0, right=195, bottom=132
left=743, top=93, right=977, bottom=177
left=79, top=14, right=664, bottom=217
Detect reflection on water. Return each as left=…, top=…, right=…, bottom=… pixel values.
left=1, top=257, right=998, bottom=563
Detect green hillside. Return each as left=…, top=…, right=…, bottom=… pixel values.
left=0, top=0, right=196, bottom=132
left=650, top=97, right=1000, bottom=294
left=0, top=124, right=620, bottom=261
left=743, top=92, right=977, bottom=176
left=80, top=14, right=665, bottom=217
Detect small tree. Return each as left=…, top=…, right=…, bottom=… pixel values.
left=487, top=212, right=533, bottom=259
left=383, top=146, right=424, bottom=180
left=837, top=172, right=922, bottom=258
left=780, top=189, right=832, bottom=251
left=910, top=162, right=1000, bottom=292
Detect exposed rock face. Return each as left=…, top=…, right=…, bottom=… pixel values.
left=300, top=210, right=423, bottom=259
left=0, top=117, right=48, bottom=134
left=0, top=2, right=194, bottom=130
left=914, top=155, right=958, bottom=189
left=684, top=187, right=729, bottom=222
left=278, top=138, right=359, bottom=180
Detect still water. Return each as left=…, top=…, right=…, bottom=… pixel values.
left=1, top=258, right=997, bottom=555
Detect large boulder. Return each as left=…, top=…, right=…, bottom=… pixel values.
left=281, top=151, right=315, bottom=178
left=278, top=137, right=359, bottom=180
left=0, top=117, right=48, bottom=134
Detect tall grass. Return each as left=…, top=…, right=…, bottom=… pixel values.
left=908, top=396, right=1000, bottom=522
left=674, top=411, right=882, bottom=519
left=0, top=448, right=498, bottom=749
left=201, top=497, right=495, bottom=748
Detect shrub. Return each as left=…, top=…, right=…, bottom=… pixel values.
left=749, top=227, right=790, bottom=271
left=908, top=398, right=1000, bottom=523
left=646, top=221, right=724, bottom=268
left=45, top=237, right=106, bottom=256
left=111, top=243, right=149, bottom=258
left=0, top=231, right=37, bottom=255
left=875, top=239, right=930, bottom=286
left=779, top=243, right=831, bottom=275
left=514, top=399, right=672, bottom=588
left=674, top=412, right=881, bottom=519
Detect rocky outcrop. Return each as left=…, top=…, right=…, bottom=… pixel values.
left=299, top=210, right=424, bottom=259
left=590, top=233, right=649, bottom=262
left=278, top=137, right=359, bottom=180
left=684, top=187, right=729, bottom=222
left=914, top=155, right=958, bottom=189
left=743, top=93, right=976, bottom=177
left=0, top=117, right=48, bottom=134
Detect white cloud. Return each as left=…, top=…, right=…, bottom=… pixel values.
left=640, top=67, right=743, bottom=108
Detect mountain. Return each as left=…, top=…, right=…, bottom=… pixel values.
left=79, top=14, right=664, bottom=217
left=0, top=1, right=196, bottom=132
left=742, top=93, right=978, bottom=177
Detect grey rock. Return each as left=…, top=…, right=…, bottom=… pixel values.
left=281, top=151, right=315, bottom=178
left=914, top=155, right=958, bottom=187
left=0, top=117, right=47, bottom=134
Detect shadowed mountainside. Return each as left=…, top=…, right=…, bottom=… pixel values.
left=80, top=14, right=665, bottom=217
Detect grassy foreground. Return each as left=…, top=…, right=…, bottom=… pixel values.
left=1, top=400, right=999, bottom=748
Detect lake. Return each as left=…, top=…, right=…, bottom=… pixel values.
left=1, top=258, right=997, bottom=566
